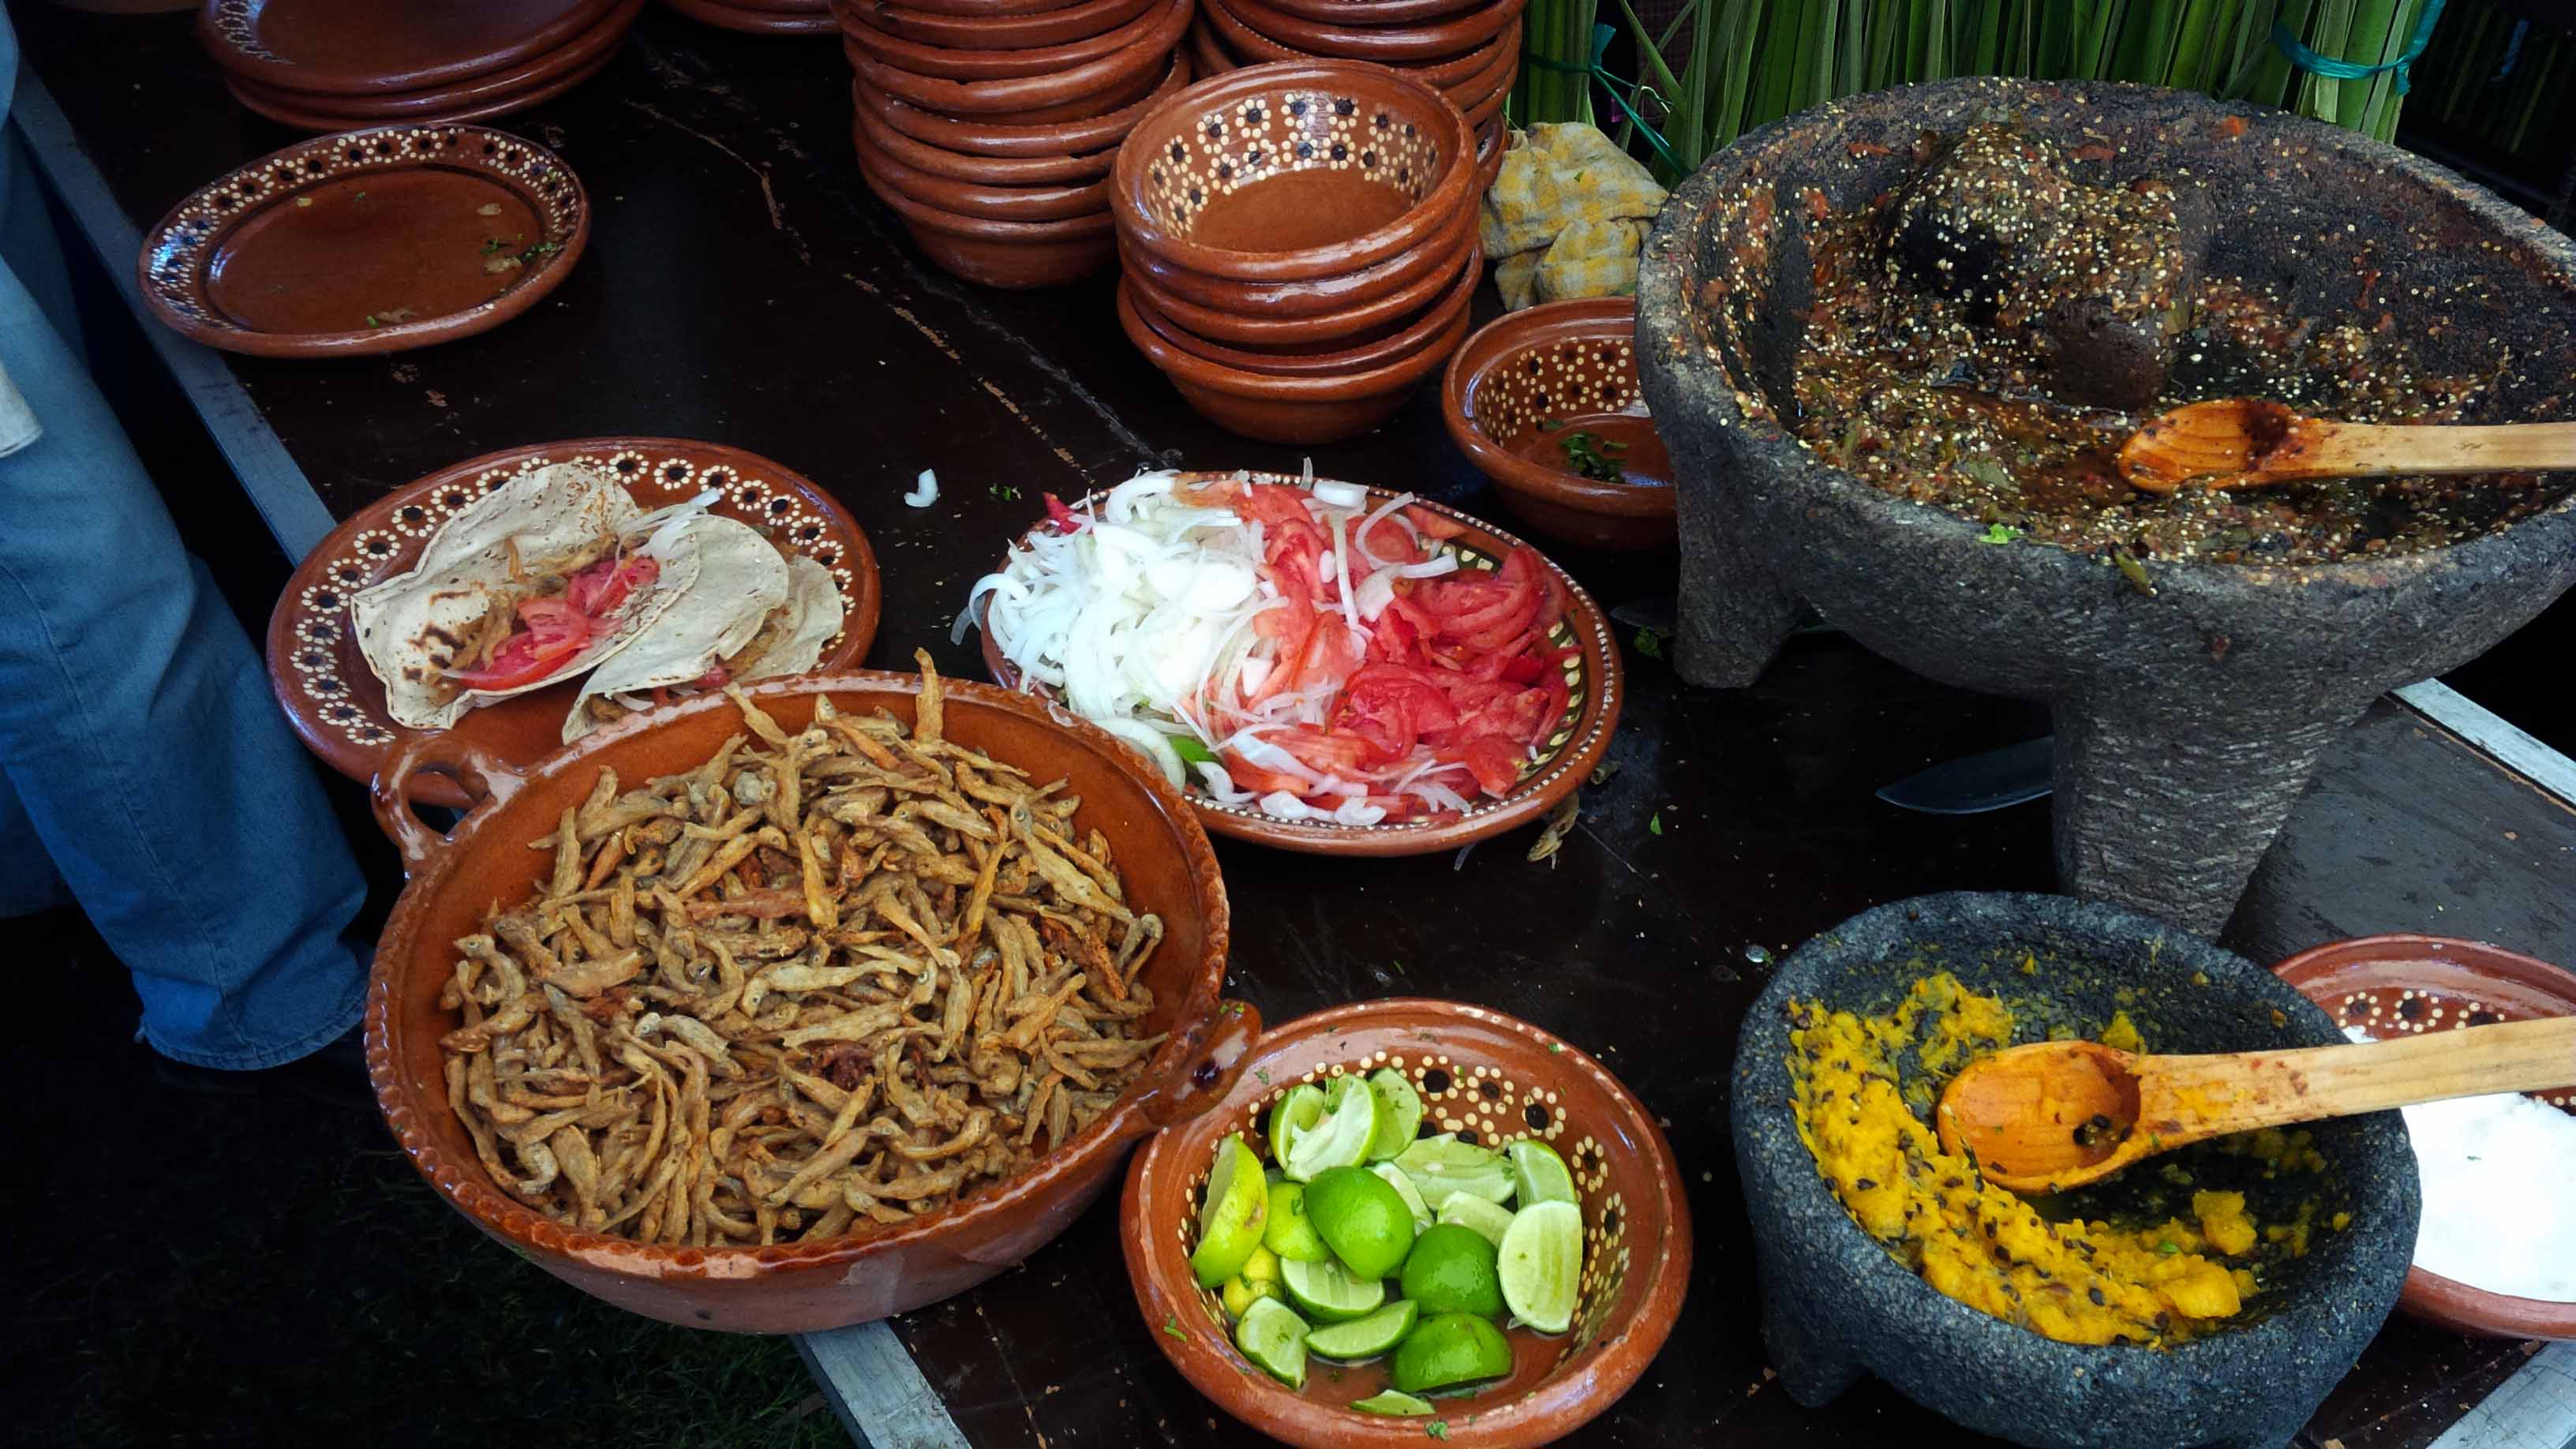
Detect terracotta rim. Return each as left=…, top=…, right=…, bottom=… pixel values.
left=859, top=153, right=1116, bottom=239
left=365, top=670, right=1239, bottom=1290
left=837, top=0, right=1174, bottom=78
left=215, top=0, right=643, bottom=119
left=1118, top=244, right=1481, bottom=376
left=1123, top=291, right=1470, bottom=402
left=223, top=44, right=621, bottom=130
left=1254, top=0, right=1488, bottom=21
left=1118, top=223, right=1472, bottom=343
left=197, top=0, right=620, bottom=95
left=1197, top=0, right=1515, bottom=89
left=1120, top=998, right=1694, bottom=1447
left=1211, top=0, right=1528, bottom=61
left=874, top=0, right=1073, bottom=14
left=852, top=122, right=1110, bottom=219
left=1111, top=60, right=1477, bottom=283
left=839, top=0, right=1190, bottom=114
left=2271, top=933, right=2576, bottom=1341
left=262, top=437, right=882, bottom=808
left=1114, top=184, right=1480, bottom=317
left=665, top=0, right=837, bottom=32
left=863, top=0, right=1157, bottom=48
left=853, top=48, right=1189, bottom=157
left=849, top=90, right=1121, bottom=185
left=1442, top=297, right=1676, bottom=522
left=975, top=473, right=1623, bottom=855
left=137, top=124, right=590, bottom=357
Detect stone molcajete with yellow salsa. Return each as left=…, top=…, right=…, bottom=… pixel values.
left=1733, top=893, right=2419, bottom=1449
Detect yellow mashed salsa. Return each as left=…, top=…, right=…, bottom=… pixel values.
left=1788, top=973, right=2312, bottom=1348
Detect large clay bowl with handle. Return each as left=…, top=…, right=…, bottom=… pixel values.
left=1113, top=59, right=1475, bottom=283
left=837, top=0, right=1176, bottom=80
left=1118, top=244, right=1480, bottom=377
left=838, top=0, right=1190, bottom=114
left=854, top=48, right=1189, bottom=158
left=1442, top=298, right=1678, bottom=551
left=863, top=0, right=1156, bottom=48
left=1122, top=998, right=1692, bottom=1447
left=364, top=669, right=1255, bottom=1333
left=2271, top=934, right=2576, bottom=1341
left=1115, top=190, right=1479, bottom=319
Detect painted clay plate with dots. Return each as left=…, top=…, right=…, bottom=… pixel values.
left=1118, top=998, right=1691, bottom=1448
left=973, top=472, right=1623, bottom=856
left=2273, top=933, right=2576, bottom=1340
left=266, top=439, right=882, bottom=809
left=137, top=124, right=588, bottom=358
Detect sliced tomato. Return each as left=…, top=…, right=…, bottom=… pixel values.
left=1043, top=492, right=1086, bottom=534
left=1458, top=734, right=1527, bottom=796
left=564, top=554, right=658, bottom=618
left=1214, top=752, right=1311, bottom=797
left=1404, top=505, right=1466, bottom=541
left=444, top=620, right=590, bottom=691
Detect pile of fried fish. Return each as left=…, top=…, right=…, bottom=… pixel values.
left=436, top=653, right=1169, bottom=1247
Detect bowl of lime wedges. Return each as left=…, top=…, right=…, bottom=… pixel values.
left=1120, top=998, right=1692, bottom=1448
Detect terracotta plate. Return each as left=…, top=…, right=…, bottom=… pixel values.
left=222, top=45, right=623, bottom=133
left=215, top=0, right=644, bottom=125
left=2272, top=934, right=2576, bottom=1341
left=1121, top=998, right=1692, bottom=1447
left=198, top=0, right=620, bottom=95
left=266, top=439, right=882, bottom=809
left=138, top=125, right=588, bottom=358
left=975, top=470, right=1622, bottom=855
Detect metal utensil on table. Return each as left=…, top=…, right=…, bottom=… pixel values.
left=1875, top=736, right=2054, bottom=814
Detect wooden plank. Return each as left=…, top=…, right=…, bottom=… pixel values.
left=797, top=1322, right=971, bottom=1449
left=2398, top=682, right=2576, bottom=808
left=2428, top=1343, right=2576, bottom=1449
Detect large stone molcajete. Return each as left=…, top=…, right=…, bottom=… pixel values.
left=1634, top=79, right=2576, bottom=933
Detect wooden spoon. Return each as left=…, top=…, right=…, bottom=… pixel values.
left=1933, top=1015, right=2576, bottom=1193
left=2118, top=399, right=2576, bottom=493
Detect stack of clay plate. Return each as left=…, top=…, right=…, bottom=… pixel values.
left=1111, top=60, right=1482, bottom=444
left=662, top=0, right=833, bottom=36
left=197, top=0, right=648, bottom=131
left=835, top=0, right=1196, bottom=288
left=1187, top=0, right=1518, bottom=188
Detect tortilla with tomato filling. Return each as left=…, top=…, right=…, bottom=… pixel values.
left=562, top=545, right=841, bottom=743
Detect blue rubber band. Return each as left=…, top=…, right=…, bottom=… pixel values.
left=2271, top=0, right=2449, bottom=96
left=1522, top=24, right=1687, bottom=175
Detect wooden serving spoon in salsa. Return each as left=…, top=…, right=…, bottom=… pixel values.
left=1934, top=1015, right=2576, bottom=1193
left=2118, top=399, right=2576, bottom=492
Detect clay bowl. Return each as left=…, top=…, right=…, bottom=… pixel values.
left=1113, top=60, right=1475, bottom=283
left=197, top=0, right=618, bottom=96
left=837, top=0, right=1174, bottom=80
left=1635, top=78, right=2576, bottom=935
left=1213, top=0, right=1526, bottom=62
left=840, top=0, right=1189, bottom=116
left=885, top=0, right=1082, bottom=13
left=2272, top=934, right=2576, bottom=1341
left=1186, top=17, right=1234, bottom=76
left=1129, top=294, right=1473, bottom=443
left=858, top=156, right=1116, bottom=287
left=852, top=122, right=1108, bottom=221
left=975, top=471, right=1621, bottom=854
left=1118, top=244, right=1480, bottom=378
left=863, top=0, right=1155, bottom=48
left=856, top=48, right=1188, bottom=158
left=364, top=670, right=1256, bottom=1332
left=1121, top=206, right=1472, bottom=347
left=1443, top=298, right=1676, bottom=551
left=1116, top=187, right=1479, bottom=319
left=216, top=0, right=643, bottom=120
left=1123, top=999, right=1690, bottom=1447
left=1259, top=0, right=1488, bottom=21
left=223, top=45, right=620, bottom=130
left=1197, top=0, right=1515, bottom=91
left=850, top=91, right=1118, bottom=185
left=662, top=0, right=836, bottom=33
left=1736, top=892, right=2417, bottom=1449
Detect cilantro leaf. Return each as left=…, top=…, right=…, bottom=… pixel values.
left=1631, top=627, right=1664, bottom=659
left=1170, top=735, right=1217, bottom=766
left=1980, top=522, right=2022, bottom=545
left=1649, top=813, right=1663, bottom=837
left=1161, top=1313, right=1188, bottom=1341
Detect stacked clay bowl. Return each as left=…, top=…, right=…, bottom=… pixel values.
left=836, top=0, right=1197, bottom=286
left=1110, top=61, right=1481, bottom=444
left=662, top=0, right=833, bottom=36
left=197, top=0, right=647, bottom=130
left=1186, top=0, right=1519, bottom=189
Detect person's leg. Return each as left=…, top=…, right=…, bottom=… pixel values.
left=0, top=768, right=71, bottom=916
left=0, top=142, right=368, bottom=1069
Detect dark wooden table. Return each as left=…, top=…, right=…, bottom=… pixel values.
left=15, top=7, right=2574, bottom=1448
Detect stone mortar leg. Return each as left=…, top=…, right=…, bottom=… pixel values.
left=2050, top=699, right=2362, bottom=936
left=1674, top=485, right=1803, bottom=688
left=1758, top=1288, right=1864, bottom=1407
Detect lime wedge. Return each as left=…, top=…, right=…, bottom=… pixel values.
left=1190, top=1136, right=1269, bottom=1287
left=1221, top=1271, right=1279, bottom=1321
left=1284, top=1075, right=1378, bottom=1182
left=1498, top=1199, right=1583, bottom=1334
left=1263, top=1179, right=1330, bottom=1262
left=1267, top=1084, right=1324, bottom=1166
left=1394, top=1133, right=1518, bottom=1210
left=1302, top=1165, right=1417, bottom=1279
left=1350, top=1389, right=1435, bottom=1417
left=1388, top=1311, right=1514, bottom=1395
left=1507, top=1139, right=1578, bottom=1208
left=1302, top=1298, right=1419, bottom=1359
left=1399, top=1223, right=1505, bottom=1318
left=1371, top=1163, right=1432, bottom=1234
left=1365, top=1067, right=1425, bottom=1162
left=1436, top=1194, right=1518, bottom=1247
left=1233, top=1295, right=1309, bottom=1389
left=1280, top=1254, right=1387, bottom=1324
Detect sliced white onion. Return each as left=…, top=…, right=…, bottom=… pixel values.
left=1396, top=555, right=1462, bottom=579
left=1310, top=478, right=1367, bottom=509
left=1257, top=790, right=1314, bottom=820
left=1330, top=798, right=1388, bottom=826
left=1354, top=567, right=1398, bottom=621
left=904, top=469, right=938, bottom=508
left=1195, top=761, right=1256, bottom=803
left=1094, top=717, right=1185, bottom=788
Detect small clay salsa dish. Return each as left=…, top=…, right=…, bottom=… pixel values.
left=2274, top=933, right=2576, bottom=1341
left=1443, top=298, right=1676, bottom=552
left=1113, top=59, right=1476, bottom=283
left=1122, top=998, right=1690, bottom=1448
left=139, top=125, right=588, bottom=358
left=1735, top=893, right=2417, bottom=1449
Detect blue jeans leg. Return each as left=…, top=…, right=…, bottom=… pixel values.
left=0, top=174, right=368, bottom=1071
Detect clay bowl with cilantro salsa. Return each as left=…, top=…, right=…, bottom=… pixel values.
left=1637, top=77, right=2576, bottom=935
left=1121, top=998, right=1690, bottom=1448
left=1733, top=891, right=2417, bottom=1449
left=1443, top=298, right=1676, bottom=552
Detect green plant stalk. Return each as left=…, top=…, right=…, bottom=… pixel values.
left=2337, top=0, right=2401, bottom=129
